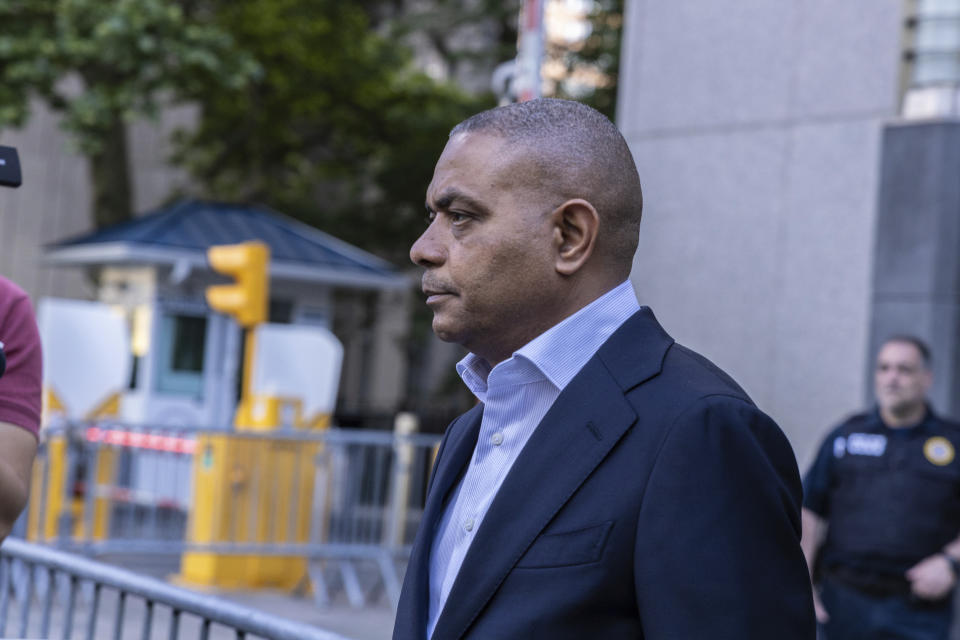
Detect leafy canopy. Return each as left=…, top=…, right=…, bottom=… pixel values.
left=173, top=0, right=495, bottom=263
left=0, top=0, right=258, bottom=155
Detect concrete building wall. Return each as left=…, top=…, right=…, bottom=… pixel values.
left=618, top=1, right=905, bottom=465
left=871, top=121, right=960, bottom=420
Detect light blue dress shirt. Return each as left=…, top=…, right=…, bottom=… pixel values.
left=426, top=280, right=641, bottom=638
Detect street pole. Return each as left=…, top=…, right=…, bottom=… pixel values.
left=516, top=0, right=545, bottom=102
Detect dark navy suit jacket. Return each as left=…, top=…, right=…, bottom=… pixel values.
left=394, top=308, right=816, bottom=639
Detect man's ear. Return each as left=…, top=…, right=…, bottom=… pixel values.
left=551, top=199, right=599, bottom=276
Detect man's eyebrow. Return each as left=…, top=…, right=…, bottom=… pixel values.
left=426, top=189, right=489, bottom=214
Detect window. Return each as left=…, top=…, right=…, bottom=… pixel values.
left=902, top=0, right=960, bottom=115
left=155, top=313, right=208, bottom=397
left=269, top=299, right=294, bottom=324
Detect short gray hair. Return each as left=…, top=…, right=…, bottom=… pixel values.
left=451, top=98, right=643, bottom=270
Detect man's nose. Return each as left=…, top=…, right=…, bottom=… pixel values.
left=410, top=222, right=445, bottom=267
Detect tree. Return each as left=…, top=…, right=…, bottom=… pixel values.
left=549, top=0, right=623, bottom=120
left=0, top=0, right=257, bottom=227
left=173, top=0, right=497, bottom=264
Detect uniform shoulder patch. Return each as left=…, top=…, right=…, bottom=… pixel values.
left=833, top=436, right=846, bottom=458
left=924, top=437, right=955, bottom=466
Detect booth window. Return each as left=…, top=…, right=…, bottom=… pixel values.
left=155, top=313, right=207, bottom=397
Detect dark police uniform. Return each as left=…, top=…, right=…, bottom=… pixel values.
left=804, top=407, right=960, bottom=640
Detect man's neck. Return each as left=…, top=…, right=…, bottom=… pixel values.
left=880, top=403, right=927, bottom=428
left=466, top=280, right=637, bottom=371
left=474, top=284, right=624, bottom=367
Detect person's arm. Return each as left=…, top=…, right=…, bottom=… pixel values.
left=633, top=396, right=816, bottom=639
left=0, top=421, right=37, bottom=540
left=796, top=425, right=840, bottom=624
left=0, top=279, right=43, bottom=541
left=800, top=508, right=822, bottom=568
left=801, top=507, right=829, bottom=622
left=905, top=535, right=960, bottom=600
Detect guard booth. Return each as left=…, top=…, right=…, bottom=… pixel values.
left=34, top=201, right=412, bottom=588
left=43, top=199, right=411, bottom=430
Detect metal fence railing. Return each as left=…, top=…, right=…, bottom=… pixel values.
left=27, top=418, right=442, bottom=609
left=0, top=536, right=353, bottom=640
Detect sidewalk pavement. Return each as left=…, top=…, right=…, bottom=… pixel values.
left=96, top=554, right=395, bottom=640
left=222, top=590, right=394, bottom=640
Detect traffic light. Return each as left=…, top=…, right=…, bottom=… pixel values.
left=206, top=242, right=269, bottom=327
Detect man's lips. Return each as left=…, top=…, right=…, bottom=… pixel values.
left=423, top=289, right=455, bottom=304
left=421, top=276, right=457, bottom=303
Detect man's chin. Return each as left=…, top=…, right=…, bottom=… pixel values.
left=431, top=319, right=462, bottom=344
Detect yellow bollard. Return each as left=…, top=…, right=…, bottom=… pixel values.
left=243, top=435, right=319, bottom=590
left=179, top=395, right=323, bottom=591
left=180, top=433, right=259, bottom=588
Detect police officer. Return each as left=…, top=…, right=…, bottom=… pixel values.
left=802, top=336, right=960, bottom=639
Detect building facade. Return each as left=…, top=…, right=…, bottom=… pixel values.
left=618, top=1, right=920, bottom=465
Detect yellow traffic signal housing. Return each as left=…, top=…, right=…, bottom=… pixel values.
left=206, top=242, right=270, bottom=327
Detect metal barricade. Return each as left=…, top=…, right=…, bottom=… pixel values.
left=0, top=536, right=352, bottom=640
left=28, top=420, right=443, bottom=608
left=29, top=421, right=196, bottom=550
left=307, top=426, right=438, bottom=607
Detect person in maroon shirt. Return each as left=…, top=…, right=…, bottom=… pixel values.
left=0, top=275, right=40, bottom=541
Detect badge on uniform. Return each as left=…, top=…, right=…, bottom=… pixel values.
left=923, top=437, right=955, bottom=466
left=846, top=433, right=887, bottom=457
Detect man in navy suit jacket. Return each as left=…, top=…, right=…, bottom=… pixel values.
left=395, top=98, right=816, bottom=639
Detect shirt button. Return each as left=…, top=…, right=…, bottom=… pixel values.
left=464, top=518, right=474, bottom=532
left=491, top=433, right=504, bottom=446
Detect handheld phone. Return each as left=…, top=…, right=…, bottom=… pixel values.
left=0, top=146, right=22, bottom=188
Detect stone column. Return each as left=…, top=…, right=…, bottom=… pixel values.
left=870, top=121, right=960, bottom=418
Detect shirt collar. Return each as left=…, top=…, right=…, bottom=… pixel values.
left=871, top=403, right=937, bottom=434
left=456, top=280, right=641, bottom=401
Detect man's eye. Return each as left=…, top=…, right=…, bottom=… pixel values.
left=450, top=212, right=470, bottom=224
left=425, top=210, right=437, bottom=224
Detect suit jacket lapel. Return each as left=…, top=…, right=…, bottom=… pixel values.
left=429, top=307, right=673, bottom=640
left=394, top=404, right=483, bottom=640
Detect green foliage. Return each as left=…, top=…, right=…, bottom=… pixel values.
left=0, top=0, right=506, bottom=246
left=0, top=0, right=257, bottom=155
left=174, top=0, right=495, bottom=264
left=551, top=0, right=622, bottom=120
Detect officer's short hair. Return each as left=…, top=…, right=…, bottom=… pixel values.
left=882, top=335, right=932, bottom=368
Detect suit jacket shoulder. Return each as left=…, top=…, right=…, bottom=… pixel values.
left=396, top=306, right=816, bottom=640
